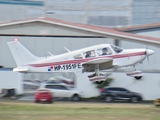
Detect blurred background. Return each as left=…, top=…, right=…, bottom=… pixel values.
left=0, top=0, right=159, bottom=27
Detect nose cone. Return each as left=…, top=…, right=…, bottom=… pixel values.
left=146, top=49, right=154, bottom=56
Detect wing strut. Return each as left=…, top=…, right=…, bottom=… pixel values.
left=95, top=64, right=100, bottom=76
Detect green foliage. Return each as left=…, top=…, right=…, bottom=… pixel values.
left=96, top=78, right=114, bottom=89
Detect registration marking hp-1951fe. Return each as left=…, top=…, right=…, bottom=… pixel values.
left=48, top=63, right=81, bottom=71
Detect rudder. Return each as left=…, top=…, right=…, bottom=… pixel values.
left=7, top=41, right=38, bottom=66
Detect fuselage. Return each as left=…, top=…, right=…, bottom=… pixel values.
left=13, top=44, right=154, bottom=73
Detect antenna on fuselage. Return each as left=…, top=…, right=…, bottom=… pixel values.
left=47, top=51, right=54, bottom=56
left=64, top=47, right=71, bottom=52
left=45, top=55, right=47, bottom=59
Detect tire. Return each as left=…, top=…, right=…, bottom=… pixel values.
left=71, top=94, right=80, bottom=102
left=34, top=100, right=39, bottom=103
left=95, top=81, right=103, bottom=84
left=131, top=96, right=139, bottom=103
left=48, top=100, right=53, bottom=104
left=104, top=96, right=113, bottom=102
left=135, top=76, right=142, bottom=80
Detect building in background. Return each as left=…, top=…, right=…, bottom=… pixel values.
left=0, top=0, right=160, bottom=27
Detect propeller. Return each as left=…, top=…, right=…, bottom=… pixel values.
left=145, top=45, right=149, bottom=63
left=145, top=45, right=154, bottom=57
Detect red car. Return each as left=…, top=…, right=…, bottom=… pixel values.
left=34, top=88, right=53, bottom=103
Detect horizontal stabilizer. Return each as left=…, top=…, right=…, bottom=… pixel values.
left=13, top=67, right=28, bottom=72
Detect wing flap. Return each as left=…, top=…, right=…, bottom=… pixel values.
left=82, top=58, right=113, bottom=72
left=83, top=58, right=112, bottom=64
left=99, top=60, right=113, bottom=70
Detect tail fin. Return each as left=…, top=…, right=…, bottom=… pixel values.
left=7, top=41, right=39, bottom=66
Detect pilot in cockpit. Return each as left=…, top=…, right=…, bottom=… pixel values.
left=85, top=51, right=91, bottom=58
left=102, top=48, right=108, bottom=55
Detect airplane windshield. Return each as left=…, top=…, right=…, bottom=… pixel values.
left=111, top=45, right=123, bottom=53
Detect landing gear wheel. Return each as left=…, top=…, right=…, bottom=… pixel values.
left=135, top=76, right=142, bottom=80
left=95, top=81, right=103, bottom=84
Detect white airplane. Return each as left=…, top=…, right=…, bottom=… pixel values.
left=7, top=39, right=154, bottom=82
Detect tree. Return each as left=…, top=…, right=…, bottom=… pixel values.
left=96, top=77, right=114, bottom=89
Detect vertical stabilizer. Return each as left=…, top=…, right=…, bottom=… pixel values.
left=7, top=41, right=38, bottom=66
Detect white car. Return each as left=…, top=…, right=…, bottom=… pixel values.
left=40, top=83, right=83, bottom=101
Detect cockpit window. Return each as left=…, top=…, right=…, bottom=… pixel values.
left=73, top=54, right=82, bottom=59
left=97, top=47, right=112, bottom=56
left=111, top=45, right=123, bottom=53
left=84, top=50, right=95, bottom=58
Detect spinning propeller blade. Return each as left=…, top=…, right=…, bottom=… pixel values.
left=145, top=45, right=149, bottom=63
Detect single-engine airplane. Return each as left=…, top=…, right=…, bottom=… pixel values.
left=7, top=40, right=154, bottom=82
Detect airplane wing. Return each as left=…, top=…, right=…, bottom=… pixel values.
left=82, top=58, right=113, bottom=73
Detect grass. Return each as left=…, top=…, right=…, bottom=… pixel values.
left=0, top=101, right=160, bottom=120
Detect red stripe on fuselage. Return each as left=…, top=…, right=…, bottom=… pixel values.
left=28, top=52, right=145, bottom=67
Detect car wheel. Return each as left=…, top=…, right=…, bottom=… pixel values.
left=48, top=100, right=53, bottom=104
left=105, top=96, right=113, bottom=102
left=35, top=100, right=39, bottom=103
left=131, top=96, right=139, bottom=103
left=71, top=94, right=80, bottom=102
